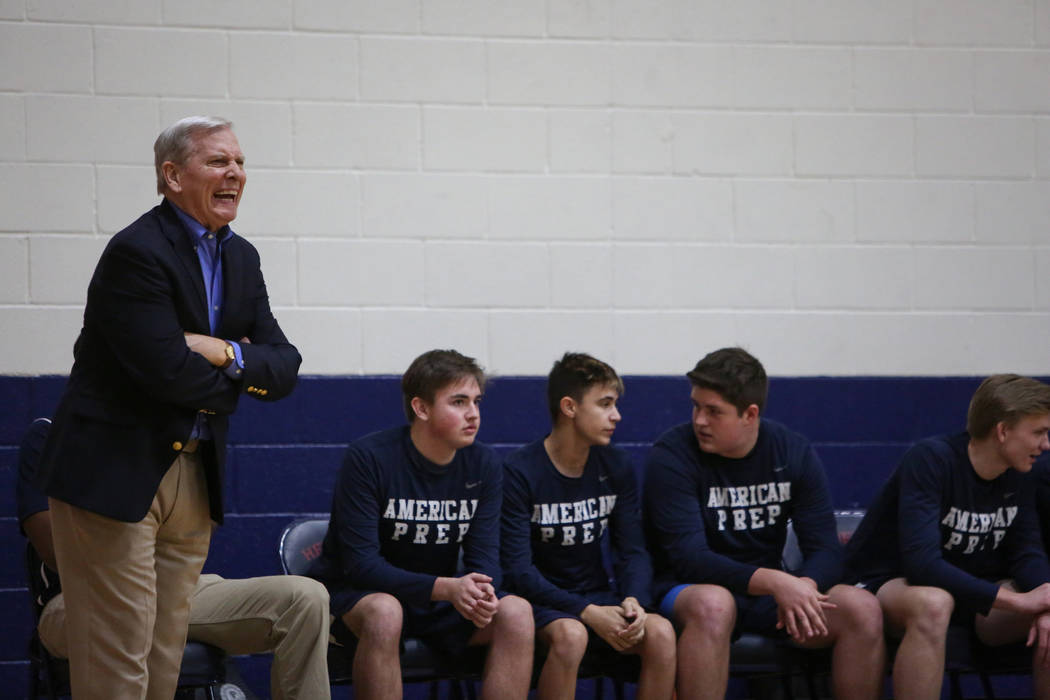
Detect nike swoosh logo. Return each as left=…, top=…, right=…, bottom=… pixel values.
left=773, top=465, right=787, bottom=472
left=599, top=475, right=609, bottom=482
left=465, top=481, right=481, bottom=489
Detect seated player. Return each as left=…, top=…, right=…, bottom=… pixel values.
left=846, top=374, right=1050, bottom=700
left=501, top=353, right=676, bottom=700
left=17, top=418, right=331, bottom=700
left=644, top=347, right=884, bottom=700
left=308, top=349, right=534, bottom=700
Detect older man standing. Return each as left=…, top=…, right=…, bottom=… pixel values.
left=35, top=116, right=301, bottom=699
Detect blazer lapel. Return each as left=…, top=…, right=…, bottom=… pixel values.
left=219, top=235, right=244, bottom=337
left=158, top=200, right=209, bottom=330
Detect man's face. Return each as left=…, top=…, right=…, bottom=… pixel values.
left=420, top=376, right=482, bottom=450
left=570, top=383, right=621, bottom=446
left=998, top=413, right=1050, bottom=473
left=690, top=385, right=756, bottom=458
left=163, top=128, right=246, bottom=232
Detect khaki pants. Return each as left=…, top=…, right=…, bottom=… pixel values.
left=39, top=573, right=332, bottom=699
left=49, top=452, right=211, bottom=700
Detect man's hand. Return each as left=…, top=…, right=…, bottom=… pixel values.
left=581, top=604, right=632, bottom=651
left=1003, top=582, right=1050, bottom=617
left=754, top=571, right=834, bottom=642
left=433, top=573, right=499, bottom=628
left=1028, top=610, right=1050, bottom=667
left=184, top=332, right=228, bottom=367
left=618, top=596, right=647, bottom=648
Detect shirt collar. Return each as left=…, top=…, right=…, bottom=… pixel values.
left=168, top=200, right=234, bottom=246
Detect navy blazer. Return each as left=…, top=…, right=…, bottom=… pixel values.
left=36, top=199, right=301, bottom=523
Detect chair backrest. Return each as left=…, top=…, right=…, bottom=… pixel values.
left=279, top=518, right=329, bottom=576
left=781, top=509, right=866, bottom=573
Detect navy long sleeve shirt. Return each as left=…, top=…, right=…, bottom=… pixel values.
left=845, top=432, right=1050, bottom=615
left=644, top=420, right=842, bottom=600
left=501, top=439, right=653, bottom=615
left=312, top=426, right=502, bottom=608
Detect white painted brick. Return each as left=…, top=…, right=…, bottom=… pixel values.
left=422, top=0, right=546, bottom=37
left=423, top=107, right=545, bottom=172
left=96, top=28, right=227, bottom=97
left=975, top=51, right=1050, bottom=113
left=0, top=164, right=95, bottom=233
left=792, top=0, right=912, bottom=43
left=735, top=180, right=855, bottom=243
left=735, top=313, right=978, bottom=375
left=976, top=182, right=1050, bottom=243
left=612, top=177, right=733, bottom=241
left=854, top=49, right=973, bottom=112
left=361, top=38, right=484, bottom=103
left=488, top=311, right=614, bottom=374
left=733, top=47, right=852, bottom=110
left=295, top=104, right=419, bottom=170
left=231, top=33, right=357, bottom=100
left=1038, top=248, right=1050, bottom=308
left=0, top=95, right=24, bottom=161
left=96, top=166, right=159, bottom=234
left=670, top=0, right=791, bottom=42
left=0, top=237, right=28, bottom=303
left=489, top=42, right=611, bottom=106
left=1040, top=0, right=1050, bottom=45
left=550, top=243, right=612, bottom=308
left=161, top=100, right=293, bottom=168
left=916, top=0, right=1034, bottom=46
left=913, top=246, right=1034, bottom=310
left=672, top=114, right=792, bottom=176
left=163, top=0, right=289, bottom=29
left=610, top=0, right=671, bottom=38
left=425, top=242, right=548, bottom=307
left=1040, top=118, right=1050, bottom=175
left=612, top=45, right=734, bottom=108
left=360, top=309, right=489, bottom=374
left=550, top=110, right=610, bottom=173
left=29, top=0, right=160, bottom=23
left=611, top=111, right=673, bottom=174
left=247, top=238, right=297, bottom=305
left=29, top=235, right=107, bottom=304
left=300, top=239, right=423, bottom=305
left=361, top=173, right=488, bottom=239
left=0, top=24, right=92, bottom=92
left=27, top=96, right=159, bottom=164
left=273, top=308, right=362, bottom=374
left=968, top=314, right=1050, bottom=374
left=670, top=245, right=794, bottom=309
left=488, top=176, right=610, bottom=240
left=916, top=116, right=1034, bottom=178
left=549, top=0, right=611, bottom=38
left=234, top=170, right=360, bottom=238
left=611, top=244, right=673, bottom=308
left=795, top=116, right=913, bottom=177
left=0, top=307, right=84, bottom=374
left=856, top=181, right=974, bottom=243
left=794, top=246, right=913, bottom=309
left=611, top=311, right=737, bottom=374
left=295, top=0, right=418, bottom=32
left=361, top=173, right=487, bottom=239
left=0, top=0, right=22, bottom=19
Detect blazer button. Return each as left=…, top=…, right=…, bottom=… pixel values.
left=172, top=441, right=183, bottom=451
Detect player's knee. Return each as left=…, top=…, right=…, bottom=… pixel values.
left=349, top=593, right=403, bottom=645
left=838, top=588, right=884, bottom=640
left=545, top=618, right=588, bottom=663
left=643, top=615, right=677, bottom=663
left=678, top=586, right=736, bottom=636
left=908, top=587, right=954, bottom=636
left=495, top=595, right=534, bottom=642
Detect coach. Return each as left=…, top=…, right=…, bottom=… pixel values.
left=35, top=116, right=301, bottom=700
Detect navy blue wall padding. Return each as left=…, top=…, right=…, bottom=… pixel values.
left=0, top=373, right=1032, bottom=697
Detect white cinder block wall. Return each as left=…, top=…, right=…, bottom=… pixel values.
left=1, top=0, right=1048, bottom=377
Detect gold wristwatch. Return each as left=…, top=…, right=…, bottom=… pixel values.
left=220, top=341, right=235, bottom=369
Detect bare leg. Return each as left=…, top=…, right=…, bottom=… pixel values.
left=672, top=584, right=736, bottom=700
left=535, top=618, right=588, bottom=700
left=975, top=581, right=1050, bottom=700
left=471, top=594, right=534, bottom=700
left=623, top=613, right=676, bottom=700
left=878, top=579, right=954, bottom=700
left=794, top=584, right=884, bottom=700
left=343, top=593, right=403, bottom=700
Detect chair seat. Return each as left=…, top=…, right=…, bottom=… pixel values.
left=326, top=637, right=487, bottom=686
